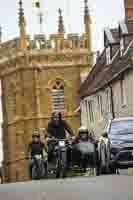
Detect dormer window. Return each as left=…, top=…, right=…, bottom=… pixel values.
left=119, top=20, right=128, bottom=57
left=106, top=46, right=111, bottom=65
left=120, top=37, right=124, bottom=57
left=104, top=28, right=115, bottom=65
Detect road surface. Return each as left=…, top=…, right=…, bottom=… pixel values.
left=0, top=175, right=133, bottom=200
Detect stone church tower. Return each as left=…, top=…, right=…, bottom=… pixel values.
left=0, top=0, right=92, bottom=182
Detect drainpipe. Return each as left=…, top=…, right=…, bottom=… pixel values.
left=109, top=85, right=115, bottom=119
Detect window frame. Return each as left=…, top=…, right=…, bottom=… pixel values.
left=97, top=94, right=103, bottom=119
left=88, top=100, right=94, bottom=123
left=51, top=80, right=65, bottom=112
left=106, top=46, right=111, bottom=65
left=120, top=37, right=124, bottom=57
left=120, top=76, right=126, bottom=106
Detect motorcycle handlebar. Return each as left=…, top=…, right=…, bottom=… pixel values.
left=47, top=137, right=68, bottom=142
left=47, top=137, right=75, bottom=143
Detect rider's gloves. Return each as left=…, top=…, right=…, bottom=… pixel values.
left=71, top=136, right=76, bottom=140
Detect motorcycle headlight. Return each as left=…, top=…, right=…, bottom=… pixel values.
left=110, top=140, right=123, bottom=146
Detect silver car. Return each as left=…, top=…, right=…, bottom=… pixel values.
left=98, top=117, right=133, bottom=174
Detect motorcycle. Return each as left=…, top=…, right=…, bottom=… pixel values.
left=68, top=140, right=98, bottom=175
left=47, top=138, right=68, bottom=178
left=32, top=154, right=47, bottom=180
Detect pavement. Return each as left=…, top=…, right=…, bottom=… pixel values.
left=0, top=175, right=133, bottom=200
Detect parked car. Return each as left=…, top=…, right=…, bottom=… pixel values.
left=98, top=117, right=133, bottom=174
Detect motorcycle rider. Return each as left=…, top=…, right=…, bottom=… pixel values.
left=46, top=112, right=74, bottom=164
left=75, top=126, right=96, bottom=143
left=46, top=112, right=74, bottom=139
left=27, top=132, right=48, bottom=179
left=72, top=126, right=97, bottom=171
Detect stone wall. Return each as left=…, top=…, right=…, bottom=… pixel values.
left=0, top=37, right=89, bottom=182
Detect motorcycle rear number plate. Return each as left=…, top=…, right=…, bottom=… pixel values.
left=59, top=141, right=65, bottom=147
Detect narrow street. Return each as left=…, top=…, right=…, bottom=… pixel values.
left=0, top=175, right=133, bottom=200
left=0, top=1, right=133, bottom=200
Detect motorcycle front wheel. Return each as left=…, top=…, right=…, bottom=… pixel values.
left=56, top=151, right=67, bottom=178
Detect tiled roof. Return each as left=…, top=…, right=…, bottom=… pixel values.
left=80, top=18, right=133, bottom=98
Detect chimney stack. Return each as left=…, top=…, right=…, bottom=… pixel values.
left=124, top=0, right=133, bottom=18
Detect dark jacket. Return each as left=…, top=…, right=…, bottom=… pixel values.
left=47, top=119, right=73, bottom=139
left=27, top=141, right=47, bottom=158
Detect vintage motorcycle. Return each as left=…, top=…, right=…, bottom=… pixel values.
left=67, top=139, right=99, bottom=176
left=31, top=154, right=47, bottom=180
left=47, top=137, right=68, bottom=178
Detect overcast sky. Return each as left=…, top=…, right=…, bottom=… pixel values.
left=0, top=0, right=125, bottom=50
left=0, top=0, right=125, bottom=163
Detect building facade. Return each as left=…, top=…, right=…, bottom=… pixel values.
left=0, top=0, right=93, bottom=182
left=80, top=0, right=133, bottom=139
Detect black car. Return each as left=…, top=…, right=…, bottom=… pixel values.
left=98, top=117, right=133, bottom=174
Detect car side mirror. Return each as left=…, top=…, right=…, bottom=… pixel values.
left=102, top=132, right=108, bottom=138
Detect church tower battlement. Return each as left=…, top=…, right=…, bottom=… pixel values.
left=0, top=1, right=92, bottom=76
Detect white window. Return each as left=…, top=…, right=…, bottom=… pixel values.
left=52, top=81, right=65, bottom=112
left=120, top=38, right=124, bottom=57
left=106, top=47, right=111, bottom=65
left=120, top=77, right=126, bottom=106
left=85, top=100, right=89, bottom=123
left=88, top=101, right=94, bottom=122
left=106, top=89, right=111, bottom=112
left=98, top=95, right=103, bottom=119
left=81, top=101, right=87, bottom=126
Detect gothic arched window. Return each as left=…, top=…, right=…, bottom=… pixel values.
left=51, top=80, right=65, bottom=112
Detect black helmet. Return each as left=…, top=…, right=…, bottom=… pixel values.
left=52, top=112, right=59, bottom=117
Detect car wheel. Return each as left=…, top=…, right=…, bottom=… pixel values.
left=99, top=143, right=108, bottom=174
left=109, top=166, right=116, bottom=174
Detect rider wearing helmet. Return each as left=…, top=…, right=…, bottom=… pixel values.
left=71, top=126, right=96, bottom=169
left=46, top=112, right=74, bottom=139
left=75, top=126, right=99, bottom=174
left=75, top=126, right=96, bottom=143
left=27, top=131, right=48, bottom=178
left=46, top=112, right=74, bottom=164
left=77, top=126, right=89, bottom=141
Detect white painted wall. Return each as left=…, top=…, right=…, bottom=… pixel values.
left=81, top=87, right=113, bottom=138
left=81, top=70, right=133, bottom=139
left=113, top=70, right=133, bottom=118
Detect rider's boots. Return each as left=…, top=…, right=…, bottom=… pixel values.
left=44, top=162, right=48, bottom=178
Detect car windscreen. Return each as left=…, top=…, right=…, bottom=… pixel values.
left=110, top=120, right=133, bottom=135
